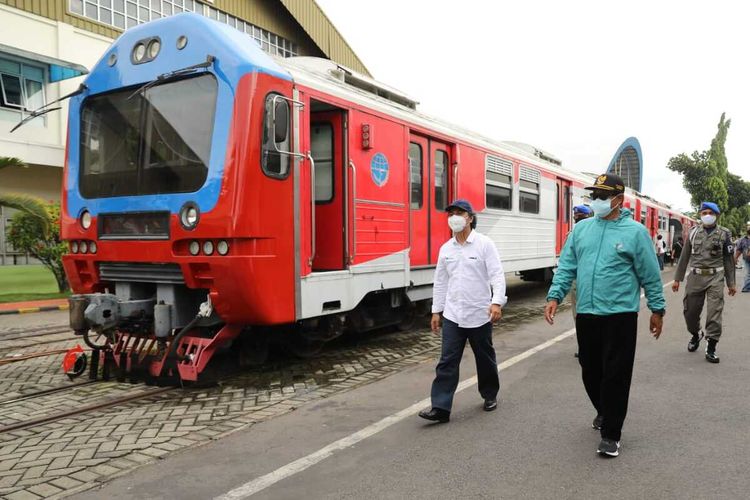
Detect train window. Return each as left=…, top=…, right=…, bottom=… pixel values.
left=434, top=150, right=448, bottom=209
left=80, top=74, right=216, bottom=198
left=409, top=143, right=422, bottom=209
left=487, top=185, right=511, bottom=210
left=564, top=186, right=570, bottom=222
left=261, top=93, right=290, bottom=178
left=641, top=209, right=647, bottom=225
left=311, top=123, right=333, bottom=202
left=486, top=171, right=512, bottom=211
left=519, top=179, right=540, bottom=214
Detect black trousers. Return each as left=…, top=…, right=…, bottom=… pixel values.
left=575, top=312, right=638, bottom=441
left=430, top=319, right=499, bottom=411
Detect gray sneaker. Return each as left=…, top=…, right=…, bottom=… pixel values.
left=597, top=438, right=621, bottom=457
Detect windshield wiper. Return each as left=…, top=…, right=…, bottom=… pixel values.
left=127, top=55, right=216, bottom=100
left=10, top=83, right=88, bottom=133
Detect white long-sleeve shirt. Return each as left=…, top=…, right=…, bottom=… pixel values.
left=431, top=230, right=507, bottom=328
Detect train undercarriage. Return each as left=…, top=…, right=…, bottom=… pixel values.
left=67, top=283, right=431, bottom=386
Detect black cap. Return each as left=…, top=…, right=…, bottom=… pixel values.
left=584, top=173, right=625, bottom=194
left=445, top=199, right=474, bottom=215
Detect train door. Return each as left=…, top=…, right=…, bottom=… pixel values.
left=310, top=107, right=346, bottom=271
left=555, top=178, right=572, bottom=254
left=408, top=134, right=451, bottom=266
left=429, top=141, right=451, bottom=263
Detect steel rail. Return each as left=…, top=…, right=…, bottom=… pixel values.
left=0, top=387, right=174, bottom=434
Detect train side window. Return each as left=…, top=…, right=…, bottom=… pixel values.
left=434, top=150, right=447, bottom=209
left=486, top=171, right=512, bottom=210
left=311, top=123, right=333, bottom=202
left=519, top=166, right=540, bottom=214
left=261, top=93, right=290, bottom=178
left=409, top=142, right=422, bottom=209
left=640, top=209, right=646, bottom=225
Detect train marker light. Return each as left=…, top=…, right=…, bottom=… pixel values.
left=189, top=241, right=200, bottom=255
left=203, top=241, right=214, bottom=255
left=79, top=241, right=88, bottom=254
left=177, top=36, right=188, bottom=50
left=217, top=240, right=229, bottom=255
left=89, top=241, right=97, bottom=254
left=180, top=202, right=200, bottom=230
left=80, top=210, right=92, bottom=230
left=71, top=241, right=79, bottom=253
left=107, top=53, right=117, bottom=67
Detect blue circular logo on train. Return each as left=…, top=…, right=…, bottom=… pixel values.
left=370, top=153, right=389, bottom=187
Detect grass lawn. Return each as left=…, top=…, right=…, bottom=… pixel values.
left=0, top=265, right=70, bottom=303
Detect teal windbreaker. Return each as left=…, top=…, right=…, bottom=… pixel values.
left=546, top=208, right=665, bottom=315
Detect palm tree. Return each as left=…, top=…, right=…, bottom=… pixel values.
left=0, top=156, right=50, bottom=236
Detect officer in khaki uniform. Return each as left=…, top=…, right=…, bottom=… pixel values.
left=673, top=202, right=737, bottom=363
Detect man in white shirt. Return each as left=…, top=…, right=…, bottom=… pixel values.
left=419, top=200, right=507, bottom=423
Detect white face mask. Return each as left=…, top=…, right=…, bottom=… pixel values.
left=448, top=214, right=468, bottom=232
left=701, top=214, right=717, bottom=226
left=590, top=198, right=616, bottom=218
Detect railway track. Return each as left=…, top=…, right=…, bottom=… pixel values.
left=0, top=380, right=97, bottom=406
left=0, top=385, right=174, bottom=434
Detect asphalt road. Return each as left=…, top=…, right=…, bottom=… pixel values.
left=73, top=273, right=750, bottom=500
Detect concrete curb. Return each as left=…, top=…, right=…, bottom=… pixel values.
left=0, top=304, right=69, bottom=315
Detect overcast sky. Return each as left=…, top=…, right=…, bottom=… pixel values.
left=315, top=0, right=750, bottom=212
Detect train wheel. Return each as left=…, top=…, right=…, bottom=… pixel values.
left=284, top=333, right=324, bottom=359
left=238, top=334, right=270, bottom=367
left=396, top=304, right=417, bottom=331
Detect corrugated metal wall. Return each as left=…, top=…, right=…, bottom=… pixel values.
left=0, top=0, right=369, bottom=75
left=279, top=0, right=369, bottom=75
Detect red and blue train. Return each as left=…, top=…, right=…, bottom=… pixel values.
left=61, top=13, right=692, bottom=383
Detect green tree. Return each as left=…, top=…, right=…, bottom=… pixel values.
left=0, top=156, right=25, bottom=170
left=6, top=201, right=69, bottom=292
left=667, top=113, right=750, bottom=235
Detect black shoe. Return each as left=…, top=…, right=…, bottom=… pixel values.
left=597, top=438, right=621, bottom=457
left=483, top=399, right=498, bottom=412
left=592, top=414, right=603, bottom=430
left=688, top=332, right=704, bottom=352
left=705, top=339, right=720, bottom=363
left=418, top=408, right=450, bottom=422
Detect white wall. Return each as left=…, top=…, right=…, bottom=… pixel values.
left=0, top=4, right=113, bottom=172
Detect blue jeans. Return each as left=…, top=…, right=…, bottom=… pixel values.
left=743, top=260, right=750, bottom=292
left=430, top=319, right=499, bottom=411
left=657, top=254, right=665, bottom=271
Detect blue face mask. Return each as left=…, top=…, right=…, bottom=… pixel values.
left=590, top=198, right=615, bottom=218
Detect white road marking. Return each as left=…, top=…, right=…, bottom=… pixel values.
left=215, top=282, right=673, bottom=499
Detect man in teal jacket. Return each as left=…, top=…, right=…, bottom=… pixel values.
left=544, top=173, right=665, bottom=458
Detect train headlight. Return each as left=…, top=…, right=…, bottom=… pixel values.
left=179, top=202, right=200, bottom=230
left=148, top=39, right=161, bottom=59
left=79, top=241, right=88, bottom=254
left=203, top=241, right=214, bottom=255
left=71, top=241, right=79, bottom=253
left=217, top=240, right=229, bottom=255
left=189, top=240, right=200, bottom=256
left=133, top=43, right=146, bottom=62
left=89, top=241, right=97, bottom=254
left=80, top=210, right=92, bottom=230
left=177, top=35, right=188, bottom=50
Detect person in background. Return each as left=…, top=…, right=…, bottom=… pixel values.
left=672, top=202, right=736, bottom=362
left=733, top=221, right=750, bottom=292
left=419, top=199, right=506, bottom=423
left=671, top=236, right=684, bottom=267
left=544, top=173, right=665, bottom=458
left=655, top=234, right=667, bottom=271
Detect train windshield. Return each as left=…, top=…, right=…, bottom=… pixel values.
left=79, top=74, right=217, bottom=198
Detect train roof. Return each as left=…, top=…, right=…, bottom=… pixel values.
left=278, top=57, right=587, bottom=182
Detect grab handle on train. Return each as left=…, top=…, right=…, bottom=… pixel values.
left=308, top=152, right=316, bottom=267
left=349, top=159, right=357, bottom=264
